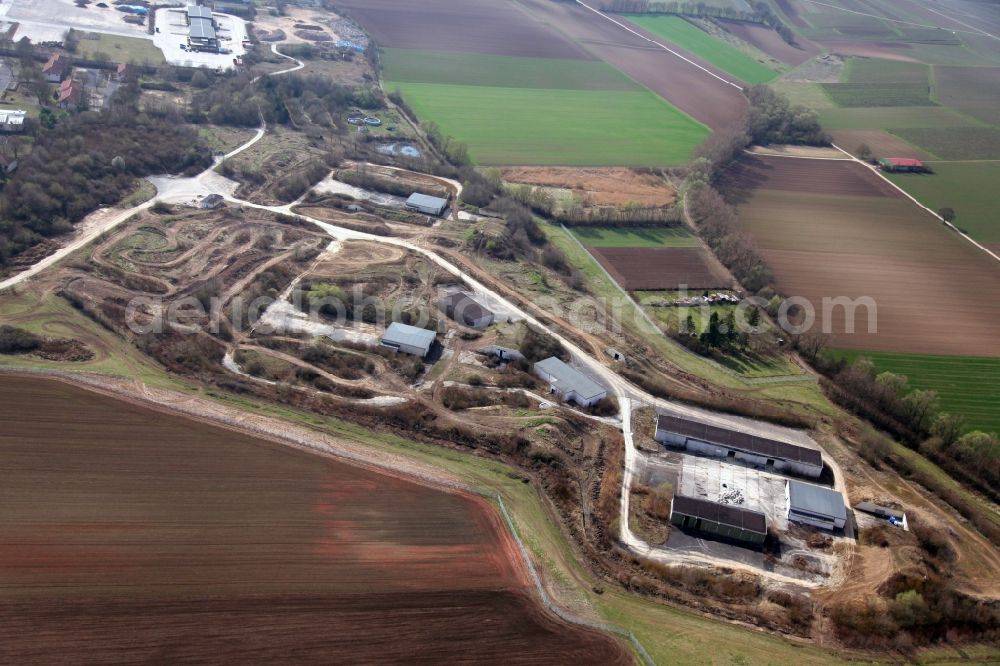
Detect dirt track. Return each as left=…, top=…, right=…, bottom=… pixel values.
left=0, top=374, right=633, bottom=665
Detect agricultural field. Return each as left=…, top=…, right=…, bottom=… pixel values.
left=888, top=127, right=1000, bottom=160
left=382, top=49, right=708, bottom=166
left=76, top=32, right=166, bottom=64
left=623, top=15, right=780, bottom=84
left=715, top=18, right=817, bottom=66
left=887, top=162, right=1000, bottom=244
left=817, top=105, right=978, bottom=130
left=569, top=226, right=698, bottom=248
left=833, top=349, right=1000, bottom=435
left=0, top=375, right=630, bottom=663
left=721, top=155, right=1000, bottom=356
left=822, top=58, right=934, bottom=107
left=934, top=66, right=1000, bottom=126
left=569, top=225, right=727, bottom=290
left=828, top=128, right=930, bottom=160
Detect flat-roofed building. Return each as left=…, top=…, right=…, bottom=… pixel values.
left=380, top=322, right=436, bottom=358
left=405, top=192, right=448, bottom=216
left=670, top=494, right=768, bottom=546
left=187, top=5, right=218, bottom=51
left=786, top=480, right=848, bottom=531
left=533, top=357, right=607, bottom=407
left=0, top=109, right=26, bottom=132
left=655, top=413, right=823, bottom=478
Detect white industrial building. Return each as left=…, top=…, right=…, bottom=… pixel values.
left=533, top=357, right=607, bottom=407
left=380, top=322, right=436, bottom=358
left=654, top=413, right=824, bottom=478
left=786, top=480, right=848, bottom=531
left=0, top=109, right=26, bottom=133
left=405, top=192, right=448, bottom=216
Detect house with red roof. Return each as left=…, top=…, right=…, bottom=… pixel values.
left=877, top=157, right=926, bottom=173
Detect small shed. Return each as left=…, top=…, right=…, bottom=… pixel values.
left=855, top=501, right=908, bottom=530
left=439, top=291, right=494, bottom=329
left=533, top=357, right=607, bottom=407
left=786, top=480, right=848, bottom=531
left=200, top=193, right=224, bottom=209
left=670, top=494, right=768, bottom=546
left=405, top=192, right=448, bottom=216
left=380, top=322, right=436, bottom=358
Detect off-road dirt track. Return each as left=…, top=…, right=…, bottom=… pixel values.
left=0, top=374, right=632, bottom=665
left=723, top=155, right=1000, bottom=356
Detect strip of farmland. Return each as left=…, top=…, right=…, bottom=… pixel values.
left=590, top=246, right=729, bottom=290
left=722, top=155, right=1000, bottom=357
left=0, top=375, right=631, bottom=664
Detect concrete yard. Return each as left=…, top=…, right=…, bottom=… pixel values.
left=152, top=8, right=247, bottom=70
left=677, top=456, right=790, bottom=532
left=1, top=0, right=152, bottom=41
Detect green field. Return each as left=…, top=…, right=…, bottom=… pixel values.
left=845, top=58, right=930, bottom=85
left=887, top=162, right=1000, bottom=242
left=382, top=49, right=639, bottom=91
left=623, top=15, right=779, bottom=84
left=569, top=226, right=698, bottom=248
left=817, top=106, right=979, bottom=129
left=78, top=32, right=165, bottom=64
left=889, top=127, right=1000, bottom=160
left=833, top=349, right=1000, bottom=434
left=822, top=82, right=934, bottom=107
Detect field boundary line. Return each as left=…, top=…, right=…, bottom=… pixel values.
left=800, top=0, right=986, bottom=36
left=573, top=1, right=743, bottom=91
left=828, top=143, right=1000, bottom=264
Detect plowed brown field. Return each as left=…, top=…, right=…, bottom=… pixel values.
left=0, top=375, right=631, bottom=665
left=724, top=155, right=1000, bottom=356
left=716, top=19, right=818, bottom=66
left=591, top=246, right=728, bottom=290
left=336, top=0, right=591, bottom=59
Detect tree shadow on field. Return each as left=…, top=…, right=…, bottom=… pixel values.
left=716, top=157, right=773, bottom=205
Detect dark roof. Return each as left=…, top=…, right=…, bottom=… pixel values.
left=439, top=291, right=491, bottom=326
left=656, top=413, right=822, bottom=468
left=671, top=495, right=767, bottom=535
left=787, top=480, right=847, bottom=521
left=854, top=501, right=902, bottom=520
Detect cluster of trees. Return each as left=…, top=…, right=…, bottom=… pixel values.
left=745, top=85, right=829, bottom=146
left=0, top=325, right=41, bottom=353
left=685, top=185, right=772, bottom=292
left=602, top=0, right=795, bottom=43
left=815, top=355, right=999, bottom=500
left=0, top=113, right=211, bottom=267
left=466, top=197, right=546, bottom=260
left=518, top=324, right=568, bottom=363
left=271, top=156, right=336, bottom=202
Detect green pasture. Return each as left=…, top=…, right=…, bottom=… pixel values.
left=388, top=82, right=708, bottom=165
left=381, top=49, right=639, bottom=91
left=77, top=32, right=165, bottom=64
left=887, top=161, right=1000, bottom=242
left=822, top=82, right=934, bottom=107
left=833, top=349, right=1000, bottom=434
left=889, top=127, right=1000, bottom=160
left=623, top=15, right=779, bottom=84
left=569, top=226, right=698, bottom=248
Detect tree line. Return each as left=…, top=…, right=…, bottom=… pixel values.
left=602, top=0, right=796, bottom=44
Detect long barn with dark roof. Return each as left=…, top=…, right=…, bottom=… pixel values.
left=655, top=413, right=823, bottom=478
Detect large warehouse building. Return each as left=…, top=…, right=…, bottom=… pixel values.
left=786, top=480, right=848, bottom=531
left=655, top=413, right=823, bottom=478
left=380, top=322, right=436, bottom=358
left=669, top=494, right=768, bottom=546
left=405, top=192, right=448, bottom=216
left=187, top=5, right=218, bottom=51
left=533, top=357, right=607, bottom=407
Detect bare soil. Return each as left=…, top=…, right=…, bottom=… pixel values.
left=716, top=18, right=818, bottom=66
left=334, top=0, right=593, bottom=59
left=724, top=155, right=1000, bottom=356
left=0, top=374, right=632, bottom=665
left=590, top=246, right=731, bottom=290
left=828, top=129, right=932, bottom=161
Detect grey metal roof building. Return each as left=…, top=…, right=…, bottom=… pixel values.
left=187, top=5, right=218, bottom=49
left=405, top=192, right=448, bottom=216
left=786, top=480, right=847, bottom=530
left=655, top=413, right=823, bottom=478
left=380, top=322, right=436, bottom=358
left=439, top=292, right=493, bottom=328
left=670, top=494, right=768, bottom=546
left=533, top=357, right=607, bottom=407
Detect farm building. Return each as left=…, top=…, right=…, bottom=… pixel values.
left=187, top=5, right=219, bottom=51
left=42, top=53, right=69, bottom=83
left=786, top=480, right=848, bottom=531
left=58, top=80, right=83, bottom=110
left=0, top=109, right=26, bottom=133
left=439, top=291, right=494, bottom=328
left=405, top=192, right=448, bottom=216
left=669, top=494, right=768, bottom=547
left=380, top=322, right=436, bottom=358
left=533, top=357, right=607, bottom=407
left=878, top=157, right=925, bottom=173
left=654, top=413, right=824, bottom=478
